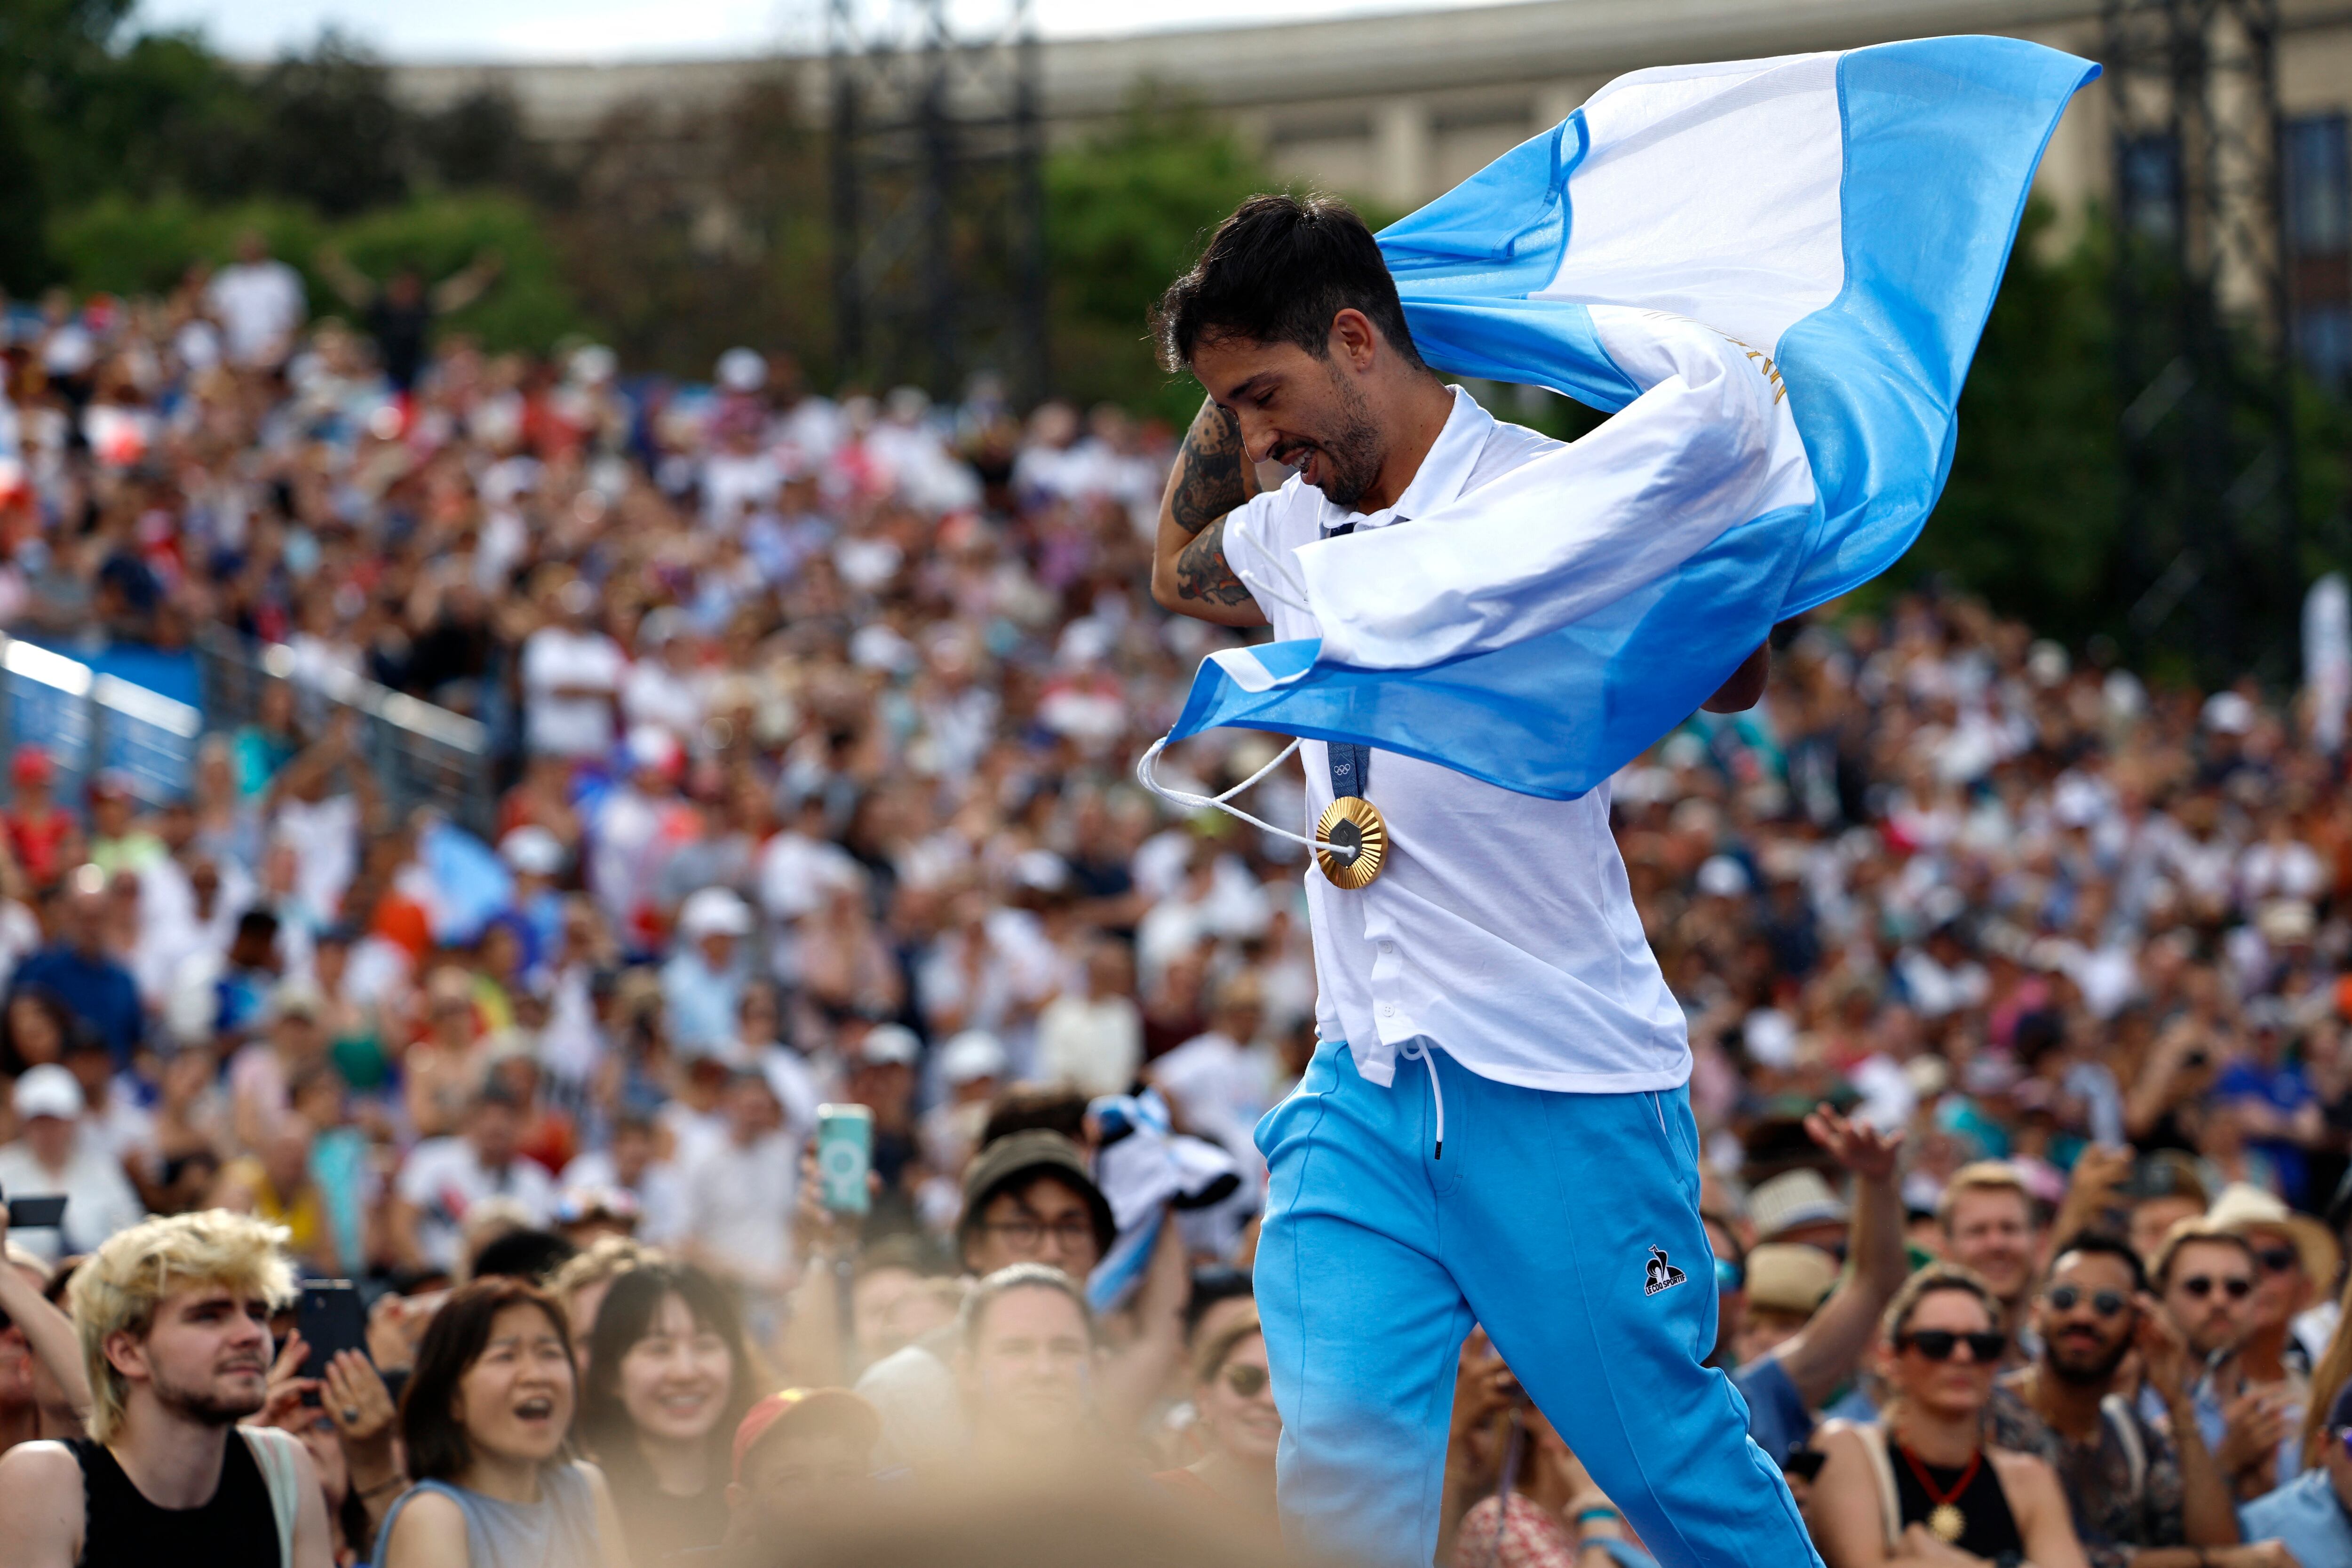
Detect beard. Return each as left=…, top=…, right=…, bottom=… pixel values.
left=2044, top=1329, right=2133, bottom=1387
left=1278, top=365, right=1385, bottom=509
left=151, top=1361, right=268, bottom=1427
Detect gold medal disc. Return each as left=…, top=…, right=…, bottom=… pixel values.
left=1315, top=797, right=1387, bottom=890
left=1927, top=1504, right=1965, bottom=1544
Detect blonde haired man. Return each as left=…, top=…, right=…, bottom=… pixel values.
left=1938, top=1161, right=2043, bottom=1344
left=0, top=1210, right=334, bottom=1568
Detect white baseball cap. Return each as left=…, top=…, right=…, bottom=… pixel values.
left=716, top=347, right=767, bottom=393
left=13, top=1064, right=84, bottom=1122
left=678, top=887, right=753, bottom=940
left=500, top=826, right=566, bottom=877
left=939, top=1030, right=1008, bottom=1086
left=858, top=1024, right=921, bottom=1068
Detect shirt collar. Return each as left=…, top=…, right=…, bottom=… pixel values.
left=1319, top=384, right=1493, bottom=535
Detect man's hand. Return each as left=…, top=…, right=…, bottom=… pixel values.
left=2132, top=1294, right=2194, bottom=1406
left=2217, top=1543, right=2303, bottom=1568
left=1151, top=397, right=1265, bottom=627
left=1804, top=1103, right=1902, bottom=1183
left=1701, top=642, right=1770, bottom=712
left=2214, top=1387, right=2291, bottom=1480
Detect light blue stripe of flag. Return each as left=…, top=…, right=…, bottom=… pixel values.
left=1168, top=36, right=2099, bottom=801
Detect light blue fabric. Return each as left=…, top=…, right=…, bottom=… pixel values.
left=2239, top=1470, right=2352, bottom=1567
left=371, top=1468, right=603, bottom=1568
left=1253, top=1041, right=1821, bottom=1568
left=1168, top=37, right=2099, bottom=802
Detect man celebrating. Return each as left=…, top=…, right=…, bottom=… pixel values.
left=1149, top=192, right=1802, bottom=1568
left=0, top=1210, right=334, bottom=1567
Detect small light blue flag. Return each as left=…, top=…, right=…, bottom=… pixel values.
left=1163, top=37, right=2100, bottom=801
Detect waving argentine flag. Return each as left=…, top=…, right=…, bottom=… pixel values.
left=1159, top=37, right=2098, bottom=801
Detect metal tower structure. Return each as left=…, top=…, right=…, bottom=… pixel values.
left=2104, top=0, right=2301, bottom=681
left=828, top=0, right=1048, bottom=403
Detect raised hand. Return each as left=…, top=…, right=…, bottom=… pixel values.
left=1804, top=1102, right=1903, bottom=1183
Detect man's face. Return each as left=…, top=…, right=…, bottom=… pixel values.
left=2241, top=1226, right=2309, bottom=1332
left=116, top=1285, right=274, bottom=1425
left=964, top=1175, right=1101, bottom=1277
left=2034, top=1251, right=2138, bottom=1386
left=2129, top=1196, right=2203, bottom=1264
left=469, top=1102, right=520, bottom=1166
left=1189, top=328, right=1388, bottom=509
left=732, top=1428, right=875, bottom=1542
left=2162, top=1240, right=2256, bottom=1357
left=1945, top=1189, right=2038, bottom=1301
left=960, top=1285, right=1093, bottom=1443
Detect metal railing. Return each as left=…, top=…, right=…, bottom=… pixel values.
left=0, top=635, right=206, bottom=810
left=193, top=629, right=498, bottom=838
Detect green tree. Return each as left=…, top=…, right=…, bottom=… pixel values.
left=1044, top=90, right=1284, bottom=420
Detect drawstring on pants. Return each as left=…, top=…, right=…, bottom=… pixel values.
left=1400, top=1039, right=1443, bottom=1159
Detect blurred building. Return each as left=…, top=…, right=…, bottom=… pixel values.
left=392, top=0, right=2352, bottom=372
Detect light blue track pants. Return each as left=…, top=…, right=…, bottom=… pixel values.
left=1252, top=1040, right=1822, bottom=1568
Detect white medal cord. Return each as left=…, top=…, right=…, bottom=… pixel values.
left=1133, top=734, right=1360, bottom=863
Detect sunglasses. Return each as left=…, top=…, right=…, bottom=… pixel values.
left=2045, top=1285, right=2129, bottom=1318
left=1715, top=1257, right=1745, bottom=1293
left=1897, top=1329, right=2006, bottom=1364
left=2339, top=1428, right=2352, bottom=1463
left=1222, top=1363, right=1271, bottom=1399
left=2177, top=1274, right=2253, bottom=1301
left=2253, top=1245, right=2299, bottom=1275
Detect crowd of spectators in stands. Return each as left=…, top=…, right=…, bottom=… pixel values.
left=2, top=241, right=2352, bottom=1566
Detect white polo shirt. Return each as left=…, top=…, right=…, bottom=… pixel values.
left=1221, top=387, right=1690, bottom=1094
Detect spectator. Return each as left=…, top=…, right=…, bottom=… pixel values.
left=2205, top=1184, right=2337, bottom=1387
left=1937, top=1163, right=2045, bottom=1354
left=714, top=1388, right=882, bottom=1568
left=1812, top=1267, right=2086, bottom=1568
left=12, top=876, right=143, bottom=1066
left=373, top=1275, right=627, bottom=1568
left=561, top=1112, right=686, bottom=1247
left=390, top=1083, right=557, bottom=1274
left=2149, top=1225, right=2304, bottom=1504
left=0, top=1066, right=144, bottom=1264
left=313, top=248, right=500, bottom=396
left=520, top=574, right=625, bottom=763
left=1987, top=1233, right=2275, bottom=1567
left=545, top=1235, right=661, bottom=1368
left=204, top=231, right=305, bottom=370
left=580, top=1260, right=757, bottom=1563
left=1153, top=1311, right=1279, bottom=1534
left=0, top=1210, right=334, bottom=1566
left=0, top=1222, right=87, bottom=1453
left=2240, top=1378, right=2352, bottom=1566
left=1034, top=940, right=1142, bottom=1095
left=955, top=1264, right=1099, bottom=1479
left=678, top=1070, right=799, bottom=1313
left=665, top=889, right=754, bottom=1057
left=2, top=750, right=81, bottom=897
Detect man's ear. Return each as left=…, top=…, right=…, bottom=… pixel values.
left=103, top=1328, right=150, bottom=1384
left=1328, top=310, right=1380, bottom=372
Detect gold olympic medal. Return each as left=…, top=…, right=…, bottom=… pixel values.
left=1927, top=1504, right=1965, bottom=1543
left=1314, top=797, right=1387, bottom=890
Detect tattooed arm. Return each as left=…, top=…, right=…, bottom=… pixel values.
left=1151, top=396, right=1268, bottom=627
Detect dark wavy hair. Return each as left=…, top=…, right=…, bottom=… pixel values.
left=1152, top=192, right=1426, bottom=373
left=578, top=1261, right=758, bottom=1483
left=397, top=1276, right=577, bottom=1484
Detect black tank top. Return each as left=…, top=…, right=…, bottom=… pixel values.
left=1885, top=1435, right=2024, bottom=1560
left=70, top=1433, right=281, bottom=1568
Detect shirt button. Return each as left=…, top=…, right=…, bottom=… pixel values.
left=1381, top=1003, right=1396, bottom=1018
left=1380, top=942, right=1395, bottom=955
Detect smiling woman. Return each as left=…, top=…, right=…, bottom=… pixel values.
left=378, top=1276, right=627, bottom=1568
left=579, top=1261, right=757, bottom=1566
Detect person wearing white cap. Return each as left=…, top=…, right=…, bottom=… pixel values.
left=0, top=1065, right=144, bottom=1262
left=664, top=887, right=754, bottom=1056
left=919, top=1029, right=1008, bottom=1184
left=588, top=723, right=686, bottom=940
left=519, top=568, right=624, bottom=760
left=500, top=824, right=569, bottom=971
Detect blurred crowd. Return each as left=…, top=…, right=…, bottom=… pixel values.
left=2, top=242, right=2352, bottom=1567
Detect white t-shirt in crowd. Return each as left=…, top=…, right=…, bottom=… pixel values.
left=521, top=628, right=625, bottom=758
left=396, top=1138, right=556, bottom=1272
left=559, top=1147, right=689, bottom=1245
left=1220, top=387, right=1691, bottom=1094
left=0, top=1132, right=146, bottom=1263
left=206, top=260, right=306, bottom=368
left=274, top=794, right=361, bottom=927
left=679, top=1130, right=798, bottom=1284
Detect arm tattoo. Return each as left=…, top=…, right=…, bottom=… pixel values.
left=1169, top=399, right=1248, bottom=536
left=1174, top=517, right=1254, bottom=606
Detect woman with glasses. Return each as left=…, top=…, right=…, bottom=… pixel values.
left=1155, top=1313, right=1280, bottom=1533
left=1812, top=1267, right=2087, bottom=1568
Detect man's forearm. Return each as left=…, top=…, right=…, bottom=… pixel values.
left=2166, top=1393, right=2245, bottom=1548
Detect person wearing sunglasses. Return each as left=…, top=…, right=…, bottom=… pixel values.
left=1155, top=1312, right=1280, bottom=1534
left=2239, top=1377, right=2352, bottom=1568
left=2153, top=1223, right=2305, bottom=1504
left=1989, top=1234, right=2293, bottom=1568
left=1811, top=1266, right=2087, bottom=1568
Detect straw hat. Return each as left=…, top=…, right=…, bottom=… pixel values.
left=2205, top=1182, right=2341, bottom=1292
